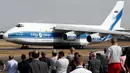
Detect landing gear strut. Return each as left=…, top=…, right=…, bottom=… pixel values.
left=20, top=45, right=29, bottom=49
left=73, top=45, right=85, bottom=49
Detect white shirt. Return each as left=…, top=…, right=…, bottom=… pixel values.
left=70, top=66, right=92, bottom=73
left=56, top=57, right=69, bottom=73
left=6, top=59, right=18, bottom=73
left=66, top=53, right=74, bottom=62
left=50, top=56, right=58, bottom=70
left=106, top=45, right=122, bottom=64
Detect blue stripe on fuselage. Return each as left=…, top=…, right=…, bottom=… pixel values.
left=8, top=32, right=58, bottom=39
left=8, top=31, right=88, bottom=39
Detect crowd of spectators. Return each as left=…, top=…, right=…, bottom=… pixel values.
left=0, top=38, right=130, bottom=73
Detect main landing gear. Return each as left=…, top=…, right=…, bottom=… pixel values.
left=53, top=44, right=85, bottom=49
left=20, top=45, right=29, bottom=49
left=72, top=45, right=85, bottom=49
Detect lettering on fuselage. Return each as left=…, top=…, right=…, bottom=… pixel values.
left=30, top=32, right=51, bottom=38
left=30, top=33, right=39, bottom=37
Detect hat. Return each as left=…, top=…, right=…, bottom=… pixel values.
left=41, top=50, right=46, bottom=55
left=52, top=49, right=57, bottom=54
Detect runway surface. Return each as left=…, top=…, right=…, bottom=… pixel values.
left=0, top=39, right=130, bottom=49
left=0, top=39, right=129, bottom=58
left=0, top=39, right=129, bottom=57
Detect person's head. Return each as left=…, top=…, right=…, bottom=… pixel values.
left=9, top=55, right=14, bottom=60
left=111, top=38, right=117, bottom=45
left=89, top=51, right=93, bottom=60
left=91, top=52, right=96, bottom=59
left=28, top=51, right=32, bottom=58
left=41, top=51, right=46, bottom=57
left=21, top=54, right=26, bottom=61
left=74, top=55, right=84, bottom=66
left=58, top=51, right=64, bottom=58
left=74, top=52, right=79, bottom=58
left=52, top=49, right=57, bottom=56
left=96, top=53, right=101, bottom=59
left=73, top=52, right=80, bottom=61
left=32, top=50, right=40, bottom=59
left=70, top=47, right=75, bottom=54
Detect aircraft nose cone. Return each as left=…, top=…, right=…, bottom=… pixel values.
left=3, top=32, right=8, bottom=40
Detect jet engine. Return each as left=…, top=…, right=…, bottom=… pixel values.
left=62, top=32, right=77, bottom=41
left=86, top=34, right=102, bottom=43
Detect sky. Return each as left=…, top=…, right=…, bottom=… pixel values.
left=0, top=0, right=130, bottom=31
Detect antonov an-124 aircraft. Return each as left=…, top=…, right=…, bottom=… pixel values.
left=3, top=1, right=130, bottom=49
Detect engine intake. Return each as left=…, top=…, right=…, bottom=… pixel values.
left=62, top=32, right=77, bottom=41
left=87, top=35, right=92, bottom=42
left=86, top=35, right=101, bottom=43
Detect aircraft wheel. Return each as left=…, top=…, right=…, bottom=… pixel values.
left=80, top=45, right=84, bottom=49
left=20, top=45, right=29, bottom=49
left=53, top=44, right=70, bottom=49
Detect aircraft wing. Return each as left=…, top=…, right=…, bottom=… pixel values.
left=117, top=30, right=130, bottom=32
left=54, top=25, right=130, bottom=36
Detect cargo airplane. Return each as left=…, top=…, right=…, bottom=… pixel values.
left=3, top=1, right=130, bottom=49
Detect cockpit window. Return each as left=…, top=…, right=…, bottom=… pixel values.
left=16, top=24, right=24, bottom=28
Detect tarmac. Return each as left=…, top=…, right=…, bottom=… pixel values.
left=0, top=39, right=130, bottom=57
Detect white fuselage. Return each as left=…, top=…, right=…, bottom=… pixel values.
left=3, top=23, right=103, bottom=46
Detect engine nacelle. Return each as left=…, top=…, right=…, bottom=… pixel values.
left=86, top=35, right=102, bottom=43
left=62, top=32, right=77, bottom=41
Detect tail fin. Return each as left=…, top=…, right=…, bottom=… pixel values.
left=101, top=1, right=124, bottom=30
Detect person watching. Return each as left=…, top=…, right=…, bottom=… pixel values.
left=106, top=38, right=122, bottom=73
left=70, top=55, right=92, bottom=73
left=27, top=50, right=49, bottom=73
